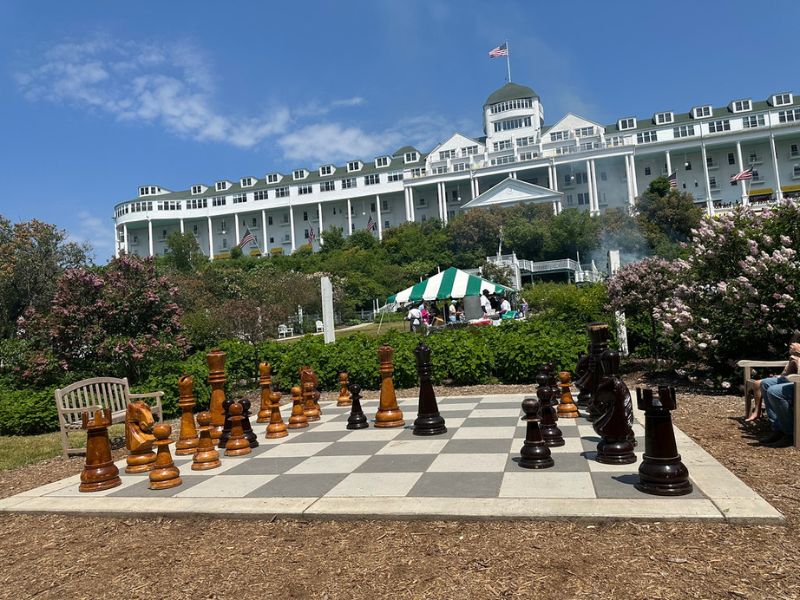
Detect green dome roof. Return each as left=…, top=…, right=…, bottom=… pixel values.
left=484, top=82, right=538, bottom=106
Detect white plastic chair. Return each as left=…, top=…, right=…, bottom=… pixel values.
left=278, top=324, right=293, bottom=338
left=315, top=320, right=324, bottom=333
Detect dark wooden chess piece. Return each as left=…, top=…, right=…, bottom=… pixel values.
left=257, top=362, right=273, bottom=423
left=149, top=423, right=182, bottom=490
left=225, top=401, right=251, bottom=456
left=537, top=368, right=564, bottom=447
left=594, top=352, right=636, bottom=465
left=240, top=398, right=259, bottom=448
left=175, top=375, right=199, bottom=455
left=635, top=386, right=693, bottom=496
left=80, top=407, right=122, bottom=492
left=218, top=397, right=234, bottom=449
left=337, top=372, right=352, bottom=407
left=302, top=381, right=321, bottom=421
left=557, top=371, right=579, bottom=419
left=192, top=411, right=222, bottom=471
left=581, top=323, right=611, bottom=421
left=207, top=348, right=227, bottom=441
left=518, top=396, right=554, bottom=469
left=266, top=390, right=288, bottom=438
left=413, top=342, right=447, bottom=436
left=124, top=400, right=156, bottom=473
left=574, top=351, right=591, bottom=407
left=288, top=386, right=309, bottom=429
left=375, top=344, right=404, bottom=428
left=347, top=383, right=369, bottom=429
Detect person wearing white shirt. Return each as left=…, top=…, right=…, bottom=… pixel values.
left=500, top=297, right=511, bottom=315
left=406, top=306, right=421, bottom=332
left=480, top=290, right=492, bottom=317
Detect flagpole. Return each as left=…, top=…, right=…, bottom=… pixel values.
left=505, top=40, right=512, bottom=82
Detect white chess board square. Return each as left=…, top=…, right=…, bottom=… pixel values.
left=499, top=472, right=596, bottom=498
left=451, top=426, right=517, bottom=440
left=177, top=457, right=243, bottom=476
left=442, top=417, right=465, bottom=428
left=285, top=455, right=371, bottom=474
left=340, top=429, right=404, bottom=442
left=428, top=453, right=508, bottom=473
left=376, top=439, right=449, bottom=455
left=256, top=442, right=332, bottom=458
left=576, top=424, right=598, bottom=437
left=45, top=475, right=147, bottom=497
left=438, top=402, right=480, bottom=411
left=174, top=474, right=277, bottom=498
left=307, top=421, right=353, bottom=433
left=510, top=437, right=584, bottom=454
left=326, top=472, right=422, bottom=497
left=469, top=408, right=521, bottom=418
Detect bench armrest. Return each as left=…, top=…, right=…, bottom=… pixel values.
left=787, top=374, right=800, bottom=384
left=736, top=360, right=789, bottom=368
left=128, top=391, right=165, bottom=399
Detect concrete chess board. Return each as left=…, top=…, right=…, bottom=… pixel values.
left=0, top=395, right=784, bottom=523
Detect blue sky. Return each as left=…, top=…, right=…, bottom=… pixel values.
left=0, top=0, right=796, bottom=261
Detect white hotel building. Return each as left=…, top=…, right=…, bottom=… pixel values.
left=114, top=82, right=800, bottom=258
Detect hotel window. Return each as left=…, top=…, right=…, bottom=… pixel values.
left=493, top=116, right=532, bottom=132
left=222, top=239, right=228, bottom=249
left=418, top=197, right=427, bottom=207
left=404, top=151, right=418, bottom=163
left=793, top=165, right=800, bottom=178
left=728, top=153, right=736, bottom=165
left=302, top=211, right=309, bottom=221
left=709, top=176, right=718, bottom=189
left=453, top=162, right=468, bottom=172
left=269, top=236, right=275, bottom=244
left=772, top=93, right=793, bottom=107
left=267, top=174, right=279, bottom=183
left=240, top=177, right=254, bottom=187
left=420, top=215, right=427, bottom=222
left=254, top=190, right=268, bottom=201
left=433, top=165, right=448, bottom=174
left=706, top=155, right=716, bottom=168
left=292, top=169, right=307, bottom=180
left=215, top=181, right=229, bottom=192
left=654, top=112, right=674, bottom=125
left=673, top=125, right=695, bottom=138
left=606, top=136, right=624, bottom=147
left=576, top=126, right=595, bottom=137
left=252, top=218, right=257, bottom=227
left=381, top=198, right=390, bottom=211
left=320, top=165, right=333, bottom=176
left=489, top=98, right=532, bottom=114
left=493, top=140, right=513, bottom=151
left=636, top=130, right=658, bottom=143
left=748, top=152, right=763, bottom=164
left=275, top=186, right=290, bottom=198
left=347, top=161, right=362, bottom=172
left=644, top=167, right=651, bottom=176
left=577, top=192, right=590, bottom=205
left=692, top=105, right=712, bottom=118
left=212, top=196, right=226, bottom=207
left=410, top=167, right=426, bottom=177
left=450, top=190, right=458, bottom=202
left=519, top=152, right=535, bottom=161
left=708, top=119, right=731, bottom=133
left=732, top=99, right=752, bottom=113
left=751, top=170, right=763, bottom=182
left=282, top=213, right=289, bottom=224
left=575, top=172, right=588, bottom=185
left=462, top=145, right=479, bottom=156
left=778, top=109, right=800, bottom=123
left=193, top=224, right=198, bottom=234
left=232, top=193, right=247, bottom=204
left=220, top=220, right=227, bottom=233
left=566, top=194, right=573, bottom=206
left=364, top=174, right=380, bottom=186
left=375, top=156, right=389, bottom=167
left=370, top=202, right=376, bottom=212
left=384, top=220, right=390, bottom=229
left=268, top=216, right=273, bottom=226
left=791, top=144, right=800, bottom=158
left=387, top=171, right=403, bottom=182
left=563, top=174, right=574, bottom=187
left=191, top=185, right=203, bottom=195
left=490, top=155, right=515, bottom=166
left=438, top=149, right=456, bottom=160
left=550, top=131, right=569, bottom=142
left=618, top=118, right=636, bottom=130
left=341, top=177, right=357, bottom=189
left=743, top=114, right=765, bottom=128
left=298, top=185, right=313, bottom=195
left=187, top=198, right=207, bottom=209
left=320, top=180, right=336, bottom=192
left=600, top=171, right=607, bottom=181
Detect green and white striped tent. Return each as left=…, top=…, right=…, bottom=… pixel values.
left=387, top=267, right=513, bottom=304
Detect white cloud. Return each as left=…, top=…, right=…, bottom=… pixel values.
left=69, top=211, right=111, bottom=258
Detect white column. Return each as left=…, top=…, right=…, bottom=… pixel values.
left=114, top=224, right=120, bottom=258
left=509, top=171, right=517, bottom=179
left=624, top=156, right=634, bottom=206
left=769, top=134, right=783, bottom=201
left=409, top=188, right=416, bottom=221
left=629, top=155, right=639, bottom=201
left=436, top=182, right=445, bottom=222
left=261, top=209, right=268, bottom=254
left=590, top=159, right=600, bottom=215
left=375, top=195, right=383, bottom=241
left=585, top=160, right=595, bottom=214
left=735, top=141, right=748, bottom=204
left=347, top=198, right=353, bottom=235
left=665, top=150, right=672, bottom=176
left=289, top=205, right=296, bottom=251
left=234, top=214, right=240, bottom=247
left=404, top=188, right=412, bottom=221
left=207, top=216, right=214, bottom=260
left=700, top=143, right=714, bottom=215
left=317, top=202, right=324, bottom=245
left=472, top=177, right=480, bottom=198
left=123, top=223, right=129, bottom=255
left=147, top=219, right=154, bottom=257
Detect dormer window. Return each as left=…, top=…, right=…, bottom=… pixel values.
left=320, top=165, right=333, bottom=176
left=438, top=149, right=456, bottom=160
left=347, top=161, right=362, bottom=172
left=772, top=93, right=793, bottom=107
left=375, top=156, right=390, bottom=168
left=215, top=181, right=229, bottom=192
left=618, top=118, right=636, bottom=131
left=240, top=177, right=254, bottom=187
left=654, top=111, right=674, bottom=125
left=138, top=186, right=160, bottom=196
left=267, top=173, right=279, bottom=184
left=191, top=185, right=204, bottom=195
left=731, top=99, right=752, bottom=113
left=692, top=105, right=712, bottom=118
left=404, top=151, right=419, bottom=163
left=575, top=126, right=595, bottom=137
left=292, top=169, right=308, bottom=180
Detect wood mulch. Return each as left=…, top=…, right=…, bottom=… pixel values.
left=1, top=380, right=799, bottom=599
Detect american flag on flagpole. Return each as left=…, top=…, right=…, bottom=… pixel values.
left=667, top=172, right=678, bottom=189
left=488, top=42, right=508, bottom=58
left=237, top=227, right=255, bottom=248
left=730, top=166, right=754, bottom=182
left=366, top=215, right=376, bottom=232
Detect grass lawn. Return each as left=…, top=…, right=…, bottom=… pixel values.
left=0, top=424, right=125, bottom=471
left=335, top=319, right=409, bottom=337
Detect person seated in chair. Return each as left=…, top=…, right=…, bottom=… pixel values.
left=758, top=337, right=800, bottom=448
left=747, top=334, right=800, bottom=423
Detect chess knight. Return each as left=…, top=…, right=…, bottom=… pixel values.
left=125, top=400, right=157, bottom=473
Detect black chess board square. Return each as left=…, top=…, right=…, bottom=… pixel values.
left=245, top=473, right=348, bottom=498
left=407, top=472, right=504, bottom=498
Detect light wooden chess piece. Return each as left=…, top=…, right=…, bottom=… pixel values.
left=192, top=411, right=221, bottom=471
left=149, top=423, right=182, bottom=490
left=557, top=371, right=580, bottom=418
left=257, top=362, right=273, bottom=423
left=175, top=375, right=199, bottom=455
left=375, top=344, right=404, bottom=428
left=207, top=348, right=227, bottom=441
left=288, top=386, right=309, bottom=429
left=225, top=401, right=252, bottom=456
left=267, top=390, right=288, bottom=438
left=81, top=407, right=122, bottom=492
left=337, top=372, right=352, bottom=406
left=125, top=400, right=157, bottom=473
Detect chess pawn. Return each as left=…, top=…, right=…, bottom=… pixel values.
left=80, top=408, right=122, bottom=492
left=192, top=412, right=222, bottom=471
left=347, top=383, right=369, bottom=429
left=635, top=387, right=692, bottom=496
left=557, top=371, right=579, bottom=418
left=218, top=397, right=234, bottom=449
left=149, top=423, right=182, bottom=490
left=175, top=375, right=199, bottom=455
left=537, top=369, right=564, bottom=447
left=239, top=398, right=259, bottom=448
left=287, top=386, right=309, bottom=429
left=207, top=348, right=227, bottom=440
left=257, top=362, right=273, bottom=423
left=375, top=344, right=404, bottom=428
left=125, top=400, right=157, bottom=474
left=518, top=396, right=554, bottom=469
left=225, top=401, right=251, bottom=456
left=266, top=390, right=288, bottom=438
left=302, top=381, right=321, bottom=421
left=337, top=372, right=352, bottom=406
left=413, top=342, right=446, bottom=436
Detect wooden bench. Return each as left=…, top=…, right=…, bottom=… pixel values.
left=737, top=360, right=800, bottom=448
left=55, top=377, right=164, bottom=458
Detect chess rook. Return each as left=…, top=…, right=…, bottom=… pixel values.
left=124, top=400, right=156, bottom=474
left=149, top=423, right=182, bottom=490
left=225, top=401, right=251, bottom=456
left=412, top=342, right=447, bottom=436
left=537, top=368, right=564, bottom=447
left=240, top=398, right=259, bottom=448
left=257, top=362, right=273, bottom=423
left=80, top=407, right=122, bottom=492
left=192, top=411, right=222, bottom=471
left=207, top=349, right=227, bottom=440
left=375, top=344, right=405, bottom=428
left=635, top=387, right=693, bottom=496
left=518, top=396, right=554, bottom=469
left=288, top=386, right=309, bottom=429
left=175, top=375, right=199, bottom=455
left=266, top=390, right=288, bottom=438
left=337, top=372, right=352, bottom=406
left=557, top=371, right=579, bottom=418
left=346, top=383, right=369, bottom=429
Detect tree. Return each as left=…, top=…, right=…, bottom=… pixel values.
left=162, top=231, right=206, bottom=272
left=446, top=209, right=503, bottom=266
left=320, top=226, right=346, bottom=252
left=635, top=176, right=703, bottom=256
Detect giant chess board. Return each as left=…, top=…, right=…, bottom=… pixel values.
left=0, top=395, right=783, bottom=523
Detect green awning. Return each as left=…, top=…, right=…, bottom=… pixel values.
left=388, top=267, right=513, bottom=304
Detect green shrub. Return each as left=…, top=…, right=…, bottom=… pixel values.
left=522, top=283, right=610, bottom=327
left=0, top=385, right=59, bottom=435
